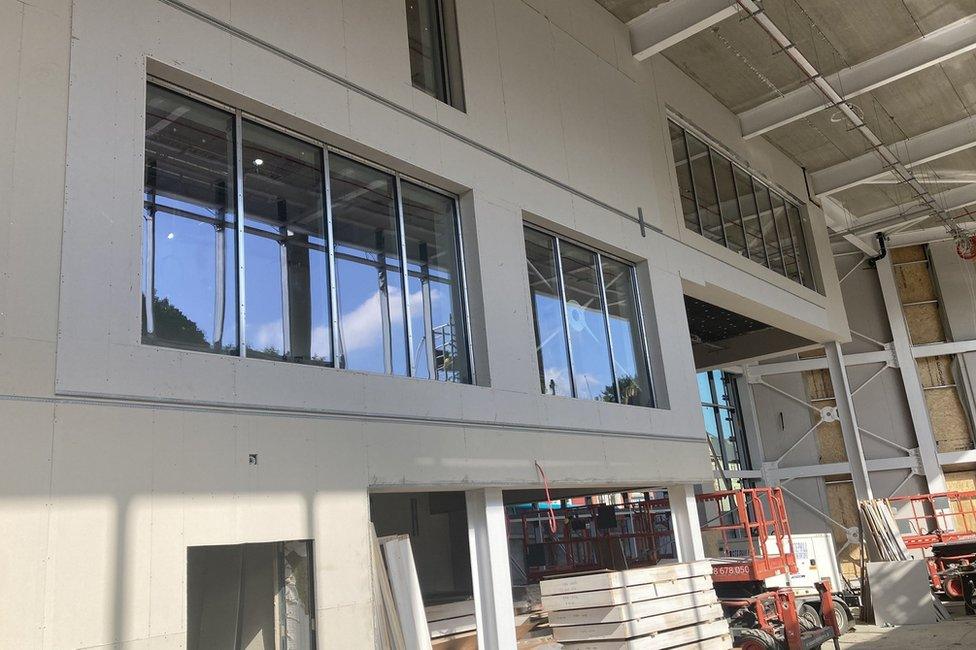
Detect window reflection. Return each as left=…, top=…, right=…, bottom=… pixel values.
left=601, top=258, right=652, bottom=407
left=242, top=121, right=331, bottom=364
left=143, top=84, right=238, bottom=354
left=402, top=181, right=470, bottom=383
left=329, top=154, right=408, bottom=375
left=686, top=133, right=723, bottom=246
left=560, top=242, right=615, bottom=402
left=524, top=228, right=573, bottom=397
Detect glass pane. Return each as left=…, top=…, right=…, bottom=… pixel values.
left=685, top=133, right=724, bottom=245
left=559, top=242, right=615, bottom=401
left=702, top=405, right=719, bottom=439
left=754, top=182, right=784, bottom=274
left=242, top=121, right=331, bottom=364
left=406, top=0, right=447, bottom=102
left=143, top=84, right=238, bottom=354
left=788, top=203, right=816, bottom=291
left=711, top=152, right=746, bottom=256
left=601, top=258, right=652, bottom=406
left=329, top=153, right=408, bottom=375
left=734, top=168, right=766, bottom=266
left=401, top=180, right=470, bottom=383
left=697, top=372, right=713, bottom=404
left=524, top=228, right=572, bottom=397
left=669, top=122, right=700, bottom=234
left=771, top=192, right=799, bottom=282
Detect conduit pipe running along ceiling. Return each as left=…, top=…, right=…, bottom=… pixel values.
left=733, top=0, right=972, bottom=247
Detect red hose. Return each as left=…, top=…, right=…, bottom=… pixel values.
left=534, top=461, right=558, bottom=533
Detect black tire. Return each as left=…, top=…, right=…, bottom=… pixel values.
left=830, top=598, right=852, bottom=633
left=735, top=627, right=779, bottom=649
left=799, top=603, right=822, bottom=630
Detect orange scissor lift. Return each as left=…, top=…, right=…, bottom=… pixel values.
left=699, top=487, right=843, bottom=650
left=887, top=490, right=976, bottom=607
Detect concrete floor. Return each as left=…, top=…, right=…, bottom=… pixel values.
left=837, top=619, right=976, bottom=648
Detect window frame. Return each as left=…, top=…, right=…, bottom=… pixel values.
left=144, top=78, right=475, bottom=383
left=667, top=117, right=818, bottom=293
left=405, top=0, right=466, bottom=111
left=524, top=223, right=656, bottom=407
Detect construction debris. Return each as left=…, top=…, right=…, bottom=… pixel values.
left=539, top=561, right=731, bottom=649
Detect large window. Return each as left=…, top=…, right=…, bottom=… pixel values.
left=668, top=119, right=818, bottom=293
left=405, top=0, right=465, bottom=111
left=699, top=370, right=751, bottom=479
left=143, top=82, right=471, bottom=383
left=524, top=227, right=653, bottom=407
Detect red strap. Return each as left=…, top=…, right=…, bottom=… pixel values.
left=535, top=461, right=558, bottom=533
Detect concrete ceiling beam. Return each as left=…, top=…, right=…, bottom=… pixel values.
left=629, top=0, right=739, bottom=61
left=843, top=183, right=976, bottom=236
left=810, top=114, right=976, bottom=196
left=738, top=14, right=976, bottom=139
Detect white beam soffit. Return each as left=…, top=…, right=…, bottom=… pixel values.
left=738, top=14, right=976, bottom=139
left=629, top=0, right=739, bottom=61
left=733, top=0, right=965, bottom=239
left=838, top=183, right=976, bottom=237
left=811, top=115, right=976, bottom=196
left=821, top=197, right=879, bottom=255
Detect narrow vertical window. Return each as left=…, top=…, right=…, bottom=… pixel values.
left=685, top=133, right=724, bottom=246
left=242, top=121, right=331, bottom=364
left=405, top=0, right=465, bottom=111
left=754, top=183, right=785, bottom=275
left=734, top=166, right=767, bottom=267
left=669, top=122, right=700, bottom=234
left=524, top=228, right=573, bottom=397
left=143, top=84, right=239, bottom=354
left=710, top=152, right=746, bottom=257
left=601, top=258, right=653, bottom=407
left=771, top=192, right=799, bottom=282
left=401, top=181, right=470, bottom=383
left=329, top=154, right=409, bottom=375
left=788, top=203, right=816, bottom=291
left=559, top=242, right=616, bottom=402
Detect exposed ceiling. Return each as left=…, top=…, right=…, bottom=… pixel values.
left=597, top=0, right=976, bottom=249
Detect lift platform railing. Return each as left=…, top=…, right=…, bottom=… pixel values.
left=887, top=490, right=976, bottom=548
left=513, top=499, right=675, bottom=582
left=697, top=487, right=798, bottom=582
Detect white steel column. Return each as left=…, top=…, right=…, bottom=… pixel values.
left=824, top=341, right=874, bottom=500
left=666, top=483, right=705, bottom=562
left=876, top=255, right=947, bottom=493
left=465, top=488, right=517, bottom=649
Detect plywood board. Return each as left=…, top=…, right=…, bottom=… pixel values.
left=894, top=260, right=938, bottom=304
left=905, top=303, right=946, bottom=344
left=925, top=387, right=974, bottom=452
left=917, top=355, right=955, bottom=388
left=825, top=482, right=861, bottom=580
left=799, top=348, right=826, bottom=359
left=549, top=589, right=718, bottom=626
left=541, top=575, right=713, bottom=611
left=890, top=245, right=927, bottom=264
left=556, top=619, right=730, bottom=649
left=866, top=560, right=940, bottom=626
left=552, top=603, right=724, bottom=642
left=945, top=471, right=976, bottom=533
left=540, top=561, right=712, bottom=596
left=803, top=368, right=834, bottom=401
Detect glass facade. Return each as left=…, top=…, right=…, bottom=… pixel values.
left=669, top=119, right=818, bottom=292
left=524, top=227, right=654, bottom=407
left=142, top=83, right=471, bottom=384
left=699, top=370, right=751, bottom=480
